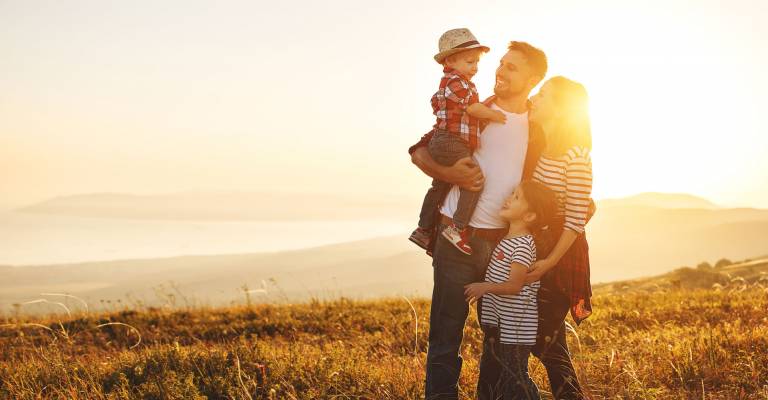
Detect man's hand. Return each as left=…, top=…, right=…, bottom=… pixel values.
left=451, top=157, right=484, bottom=191
left=411, top=149, right=483, bottom=191
left=525, top=258, right=555, bottom=284
left=463, top=282, right=490, bottom=304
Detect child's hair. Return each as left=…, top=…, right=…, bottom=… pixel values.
left=442, top=47, right=487, bottom=65
left=518, top=180, right=559, bottom=257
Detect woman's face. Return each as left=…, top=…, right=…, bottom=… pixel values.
left=530, top=82, right=557, bottom=124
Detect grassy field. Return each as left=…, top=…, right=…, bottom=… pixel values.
left=2, top=282, right=767, bottom=399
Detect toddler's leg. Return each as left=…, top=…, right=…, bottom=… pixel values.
left=453, top=186, right=481, bottom=230
left=425, top=132, right=476, bottom=255
left=417, top=179, right=451, bottom=230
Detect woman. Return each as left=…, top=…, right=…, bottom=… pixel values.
left=527, top=76, right=594, bottom=399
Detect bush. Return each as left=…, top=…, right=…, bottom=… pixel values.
left=714, top=258, right=733, bottom=269
left=697, top=262, right=713, bottom=270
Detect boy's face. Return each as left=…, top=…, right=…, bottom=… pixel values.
left=499, top=186, right=534, bottom=223
left=445, top=50, right=481, bottom=80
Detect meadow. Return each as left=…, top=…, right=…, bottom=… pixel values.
left=1, top=279, right=767, bottom=400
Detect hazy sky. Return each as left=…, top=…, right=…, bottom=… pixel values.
left=2, top=0, right=768, bottom=209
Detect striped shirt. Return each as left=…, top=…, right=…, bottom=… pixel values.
left=480, top=235, right=539, bottom=345
left=532, top=146, right=593, bottom=233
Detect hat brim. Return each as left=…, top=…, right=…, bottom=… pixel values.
left=434, top=44, right=490, bottom=64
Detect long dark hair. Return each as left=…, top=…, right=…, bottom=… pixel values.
left=519, top=180, right=558, bottom=258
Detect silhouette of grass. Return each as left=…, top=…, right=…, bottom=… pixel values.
left=1, top=290, right=767, bottom=399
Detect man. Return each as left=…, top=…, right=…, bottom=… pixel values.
left=410, top=41, right=586, bottom=400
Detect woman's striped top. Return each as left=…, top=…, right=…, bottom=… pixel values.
left=479, top=235, right=539, bottom=345
left=532, top=146, right=593, bottom=233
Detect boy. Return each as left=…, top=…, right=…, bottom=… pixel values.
left=409, top=28, right=506, bottom=256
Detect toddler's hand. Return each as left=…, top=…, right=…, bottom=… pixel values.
left=488, top=110, right=507, bottom=124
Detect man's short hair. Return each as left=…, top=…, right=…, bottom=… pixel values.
left=507, top=41, right=548, bottom=84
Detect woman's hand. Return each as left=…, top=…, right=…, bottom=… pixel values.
left=525, top=258, right=556, bottom=284
left=464, top=282, right=490, bottom=304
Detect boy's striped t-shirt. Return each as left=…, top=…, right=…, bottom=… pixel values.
left=480, top=235, right=539, bottom=345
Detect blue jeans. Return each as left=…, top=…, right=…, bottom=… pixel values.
left=425, top=223, right=498, bottom=400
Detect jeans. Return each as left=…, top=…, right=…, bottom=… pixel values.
left=477, top=325, right=540, bottom=400
left=531, top=284, right=585, bottom=399
left=425, top=223, right=497, bottom=400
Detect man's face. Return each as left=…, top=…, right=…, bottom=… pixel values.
left=494, top=50, right=536, bottom=99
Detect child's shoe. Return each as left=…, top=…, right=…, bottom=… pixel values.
left=409, top=227, right=432, bottom=250
left=441, top=224, right=473, bottom=255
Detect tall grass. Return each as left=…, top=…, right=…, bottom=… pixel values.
left=1, top=289, right=767, bottom=399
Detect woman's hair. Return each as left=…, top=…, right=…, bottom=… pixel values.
left=543, top=76, right=592, bottom=155
left=518, top=180, right=559, bottom=257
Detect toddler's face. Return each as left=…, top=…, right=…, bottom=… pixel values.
left=445, top=51, right=480, bottom=80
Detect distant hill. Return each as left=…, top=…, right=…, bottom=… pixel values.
left=593, top=257, right=768, bottom=294
left=0, top=236, right=434, bottom=314
left=17, top=191, right=722, bottom=221
left=598, top=192, right=719, bottom=209
left=3, top=192, right=767, bottom=314
left=17, top=191, right=413, bottom=221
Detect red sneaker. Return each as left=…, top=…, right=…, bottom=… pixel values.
left=441, top=224, right=473, bottom=255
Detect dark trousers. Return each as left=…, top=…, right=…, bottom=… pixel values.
left=476, top=284, right=584, bottom=400
left=531, top=284, right=585, bottom=399
left=477, top=325, right=540, bottom=400
left=418, top=131, right=480, bottom=230
left=425, top=224, right=498, bottom=400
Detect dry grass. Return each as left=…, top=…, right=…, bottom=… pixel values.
left=1, top=288, right=767, bottom=399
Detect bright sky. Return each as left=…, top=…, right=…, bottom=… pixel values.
left=2, top=0, right=767, bottom=210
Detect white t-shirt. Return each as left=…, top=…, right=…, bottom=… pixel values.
left=440, top=104, right=529, bottom=228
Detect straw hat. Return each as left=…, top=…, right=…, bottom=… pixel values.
left=434, top=28, right=490, bottom=64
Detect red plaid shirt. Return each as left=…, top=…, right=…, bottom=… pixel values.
left=431, top=67, right=481, bottom=149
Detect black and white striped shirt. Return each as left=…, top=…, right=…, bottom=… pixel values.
left=480, top=235, right=539, bottom=345
left=532, top=146, right=593, bottom=233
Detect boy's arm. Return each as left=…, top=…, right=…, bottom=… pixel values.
left=467, top=103, right=507, bottom=124
left=463, top=263, right=527, bottom=302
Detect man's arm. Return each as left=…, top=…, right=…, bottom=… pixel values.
left=411, top=147, right=484, bottom=191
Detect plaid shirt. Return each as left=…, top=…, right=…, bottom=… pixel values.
left=431, top=67, right=481, bottom=149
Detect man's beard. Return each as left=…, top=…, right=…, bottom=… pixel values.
left=494, top=83, right=525, bottom=99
